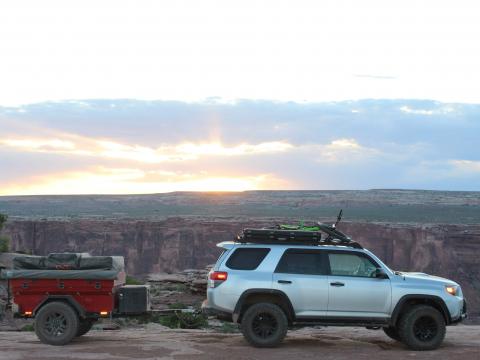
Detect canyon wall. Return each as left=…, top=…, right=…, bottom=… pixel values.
left=2, top=217, right=479, bottom=315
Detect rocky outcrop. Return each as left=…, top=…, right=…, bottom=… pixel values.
left=1, top=218, right=479, bottom=315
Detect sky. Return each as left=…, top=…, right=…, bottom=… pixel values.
left=0, top=1, right=479, bottom=194
left=1, top=0, right=480, bottom=105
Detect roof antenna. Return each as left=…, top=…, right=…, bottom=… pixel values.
left=333, top=209, right=343, bottom=228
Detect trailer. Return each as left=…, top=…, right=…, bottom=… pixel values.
left=1, top=253, right=150, bottom=345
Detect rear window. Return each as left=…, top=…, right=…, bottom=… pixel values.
left=275, top=249, right=327, bottom=275
left=225, top=248, right=270, bottom=270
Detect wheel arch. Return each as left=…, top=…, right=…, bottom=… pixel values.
left=390, top=294, right=451, bottom=326
left=33, top=295, right=86, bottom=318
left=233, top=289, right=295, bottom=324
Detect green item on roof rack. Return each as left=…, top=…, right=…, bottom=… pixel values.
left=278, top=222, right=321, bottom=232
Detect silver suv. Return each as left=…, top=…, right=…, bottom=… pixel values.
left=203, top=225, right=467, bottom=350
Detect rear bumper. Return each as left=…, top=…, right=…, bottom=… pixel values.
left=201, top=300, right=233, bottom=322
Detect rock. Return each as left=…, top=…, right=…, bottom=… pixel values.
left=148, top=273, right=187, bottom=283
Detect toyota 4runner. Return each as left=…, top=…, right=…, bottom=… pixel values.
left=202, top=219, right=467, bottom=350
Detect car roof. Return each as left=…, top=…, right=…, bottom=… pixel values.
left=216, top=241, right=367, bottom=253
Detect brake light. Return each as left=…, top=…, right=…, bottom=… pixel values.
left=210, top=271, right=228, bottom=281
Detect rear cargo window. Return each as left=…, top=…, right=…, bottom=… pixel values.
left=275, top=249, right=327, bottom=275
left=225, top=248, right=270, bottom=270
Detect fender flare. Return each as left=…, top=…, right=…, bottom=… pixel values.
left=233, top=288, right=295, bottom=323
left=33, top=295, right=86, bottom=318
left=390, top=294, right=451, bottom=325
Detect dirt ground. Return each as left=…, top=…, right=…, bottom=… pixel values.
left=0, top=325, right=479, bottom=360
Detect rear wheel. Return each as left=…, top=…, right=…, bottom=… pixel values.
left=77, top=319, right=95, bottom=337
left=240, top=302, right=288, bottom=348
left=397, top=305, right=446, bottom=350
left=35, top=302, right=80, bottom=345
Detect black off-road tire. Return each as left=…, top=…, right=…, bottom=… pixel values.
left=240, top=302, right=288, bottom=348
left=397, top=305, right=446, bottom=350
left=76, top=319, right=95, bottom=337
left=383, top=326, right=401, bottom=341
left=35, top=302, right=80, bottom=345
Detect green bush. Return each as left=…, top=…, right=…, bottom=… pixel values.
left=218, top=322, right=239, bottom=333
left=20, top=324, right=35, bottom=332
left=168, top=302, right=187, bottom=310
left=0, top=214, right=9, bottom=253
left=125, top=276, right=144, bottom=285
left=0, top=214, right=6, bottom=229
left=151, top=312, right=208, bottom=329
left=0, top=236, right=9, bottom=253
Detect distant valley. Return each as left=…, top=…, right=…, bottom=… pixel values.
left=1, top=190, right=479, bottom=317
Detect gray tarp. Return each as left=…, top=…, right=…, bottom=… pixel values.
left=1, top=269, right=119, bottom=280
left=3, top=253, right=125, bottom=280
left=12, top=253, right=124, bottom=271
left=13, top=255, right=45, bottom=269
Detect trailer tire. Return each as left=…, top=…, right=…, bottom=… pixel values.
left=35, top=301, right=80, bottom=345
left=77, top=319, right=95, bottom=337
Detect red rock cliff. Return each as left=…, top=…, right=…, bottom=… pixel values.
left=2, top=218, right=479, bottom=315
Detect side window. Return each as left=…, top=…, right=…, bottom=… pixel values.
left=275, top=249, right=327, bottom=275
left=328, top=252, right=378, bottom=278
left=226, top=248, right=270, bottom=270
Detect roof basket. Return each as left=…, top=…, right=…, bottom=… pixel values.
left=237, top=225, right=362, bottom=249
left=236, top=210, right=363, bottom=249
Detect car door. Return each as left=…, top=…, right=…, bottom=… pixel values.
left=272, top=248, right=329, bottom=317
left=326, top=250, right=391, bottom=318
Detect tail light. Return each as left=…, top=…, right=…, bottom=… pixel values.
left=210, top=271, right=228, bottom=281
left=209, top=271, right=228, bottom=287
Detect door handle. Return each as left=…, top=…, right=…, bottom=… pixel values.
left=278, top=280, right=292, bottom=284
left=330, top=282, right=345, bottom=287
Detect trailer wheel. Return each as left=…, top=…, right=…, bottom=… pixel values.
left=35, top=301, right=80, bottom=345
left=77, top=319, right=95, bottom=337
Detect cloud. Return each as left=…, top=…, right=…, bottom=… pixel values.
left=0, top=167, right=289, bottom=195
left=305, top=138, right=380, bottom=163
left=1, top=99, right=479, bottom=193
left=0, top=136, right=294, bottom=164
left=399, top=105, right=456, bottom=116
left=1, top=138, right=77, bottom=151
left=450, top=160, right=480, bottom=173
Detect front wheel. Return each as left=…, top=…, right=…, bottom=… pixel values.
left=397, top=305, right=446, bottom=350
left=35, top=301, right=80, bottom=345
left=240, top=303, right=288, bottom=348
left=383, top=326, right=401, bottom=341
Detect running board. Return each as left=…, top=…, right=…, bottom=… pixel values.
left=292, top=317, right=390, bottom=328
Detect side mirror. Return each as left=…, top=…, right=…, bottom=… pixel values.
left=374, top=268, right=389, bottom=279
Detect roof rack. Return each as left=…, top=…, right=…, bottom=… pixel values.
left=236, top=228, right=362, bottom=249
left=235, top=210, right=363, bottom=249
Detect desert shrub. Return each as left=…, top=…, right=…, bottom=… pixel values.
left=0, top=214, right=9, bottom=253
left=0, top=236, right=9, bottom=253
left=20, top=324, right=35, bottom=332
left=175, top=312, right=208, bottom=329
left=218, top=322, right=239, bottom=333
left=0, top=214, right=6, bottom=229
left=125, top=276, right=144, bottom=285
left=168, top=302, right=187, bottom=310
left=151, top=311, right=207, bottom=329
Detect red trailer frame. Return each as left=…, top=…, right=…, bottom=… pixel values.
left=10, top=278, right=116, bottom=317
